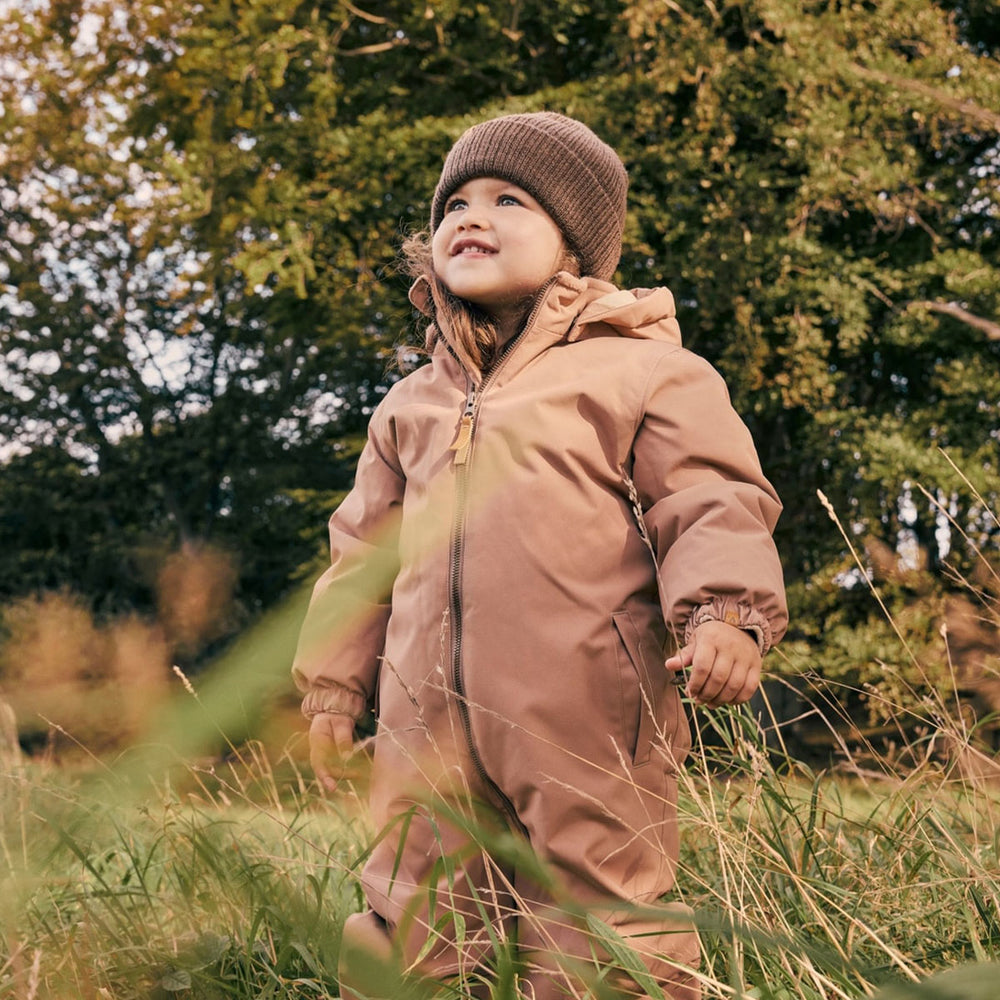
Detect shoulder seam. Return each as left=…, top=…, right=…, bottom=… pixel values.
left=633, top=343, right=686, bottom=437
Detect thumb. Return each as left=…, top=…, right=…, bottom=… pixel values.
left=665, top=640, right=695, bottom=674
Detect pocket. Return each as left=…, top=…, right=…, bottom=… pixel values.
left=612, top=611, right=661, bottom=767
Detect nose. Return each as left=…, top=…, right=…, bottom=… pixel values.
left=456, top=203, right=488, bottom=231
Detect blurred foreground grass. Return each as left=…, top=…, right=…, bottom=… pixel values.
left=2, top=469, right=998, bottom=998
left=2, top=700, right=999, bottom=999
left=1, top=740, right=365, bottom=999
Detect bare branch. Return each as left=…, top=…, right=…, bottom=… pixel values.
left=341, top=1, right=389, bottom=25
left=337, top=37, right=409, bottom=57
left=850, top=63, right=1000, bottom=132
left=913, top=300, right=1000, bottom=341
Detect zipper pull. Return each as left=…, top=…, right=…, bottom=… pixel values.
left=450, top=385, right=477, bottom=465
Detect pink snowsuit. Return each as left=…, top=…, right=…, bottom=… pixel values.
left=293, top=273, right=788, bottom=998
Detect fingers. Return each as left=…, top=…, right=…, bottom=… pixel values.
left=680, top=621, right=762, bottom=707
left=309, top=712, right=357, bottom=793
left=664, top=641, right=694, bottom=676
left=689, top=651, right=759, bottom=706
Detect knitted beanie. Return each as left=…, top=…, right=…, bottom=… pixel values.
left=430, top=112, right=628, bottom=282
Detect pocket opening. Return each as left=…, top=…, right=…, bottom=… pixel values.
left=612, top=611, right=660, bottom=766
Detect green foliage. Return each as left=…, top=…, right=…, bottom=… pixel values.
left=1, top=0, right=999, bottom=704
left=1, top=754, right=361, bottom=998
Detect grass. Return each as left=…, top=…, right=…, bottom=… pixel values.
left=0, top=742, right=363, bottom=998
left=2, top=467, right=998, bottom=998
left=2, top=692, right=999, bottom=1000
left=680, top=707, right=1000, bottom=999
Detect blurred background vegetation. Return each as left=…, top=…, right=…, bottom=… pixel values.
left=2, top=4, right=1000, bottom=998
left=0, top=0, right=998, bottom=758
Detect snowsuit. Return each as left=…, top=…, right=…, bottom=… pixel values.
left=293, top=273, right=788, bottom=998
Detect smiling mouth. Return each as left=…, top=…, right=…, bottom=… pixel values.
left=452, top=241, right=497, bottom=256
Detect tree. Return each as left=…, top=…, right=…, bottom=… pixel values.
left=608, top=0, right=1000, bottom=716
left=1, top=0, right=633, bottom=629
left=0, top=0, right=361, bottom=627
left=2, top=0, right=998, bottom=719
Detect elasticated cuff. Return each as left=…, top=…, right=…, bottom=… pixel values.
left=300, top=683, right=367, bottom=722
left=685, top=598, right=773, bottom=656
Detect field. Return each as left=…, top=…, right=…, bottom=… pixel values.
left=3, top=682, right=999, bottom=1000
left=2, top=483, right=999, bottom=999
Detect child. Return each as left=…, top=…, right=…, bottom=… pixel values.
left=292, top=112, right=787, bottom=1000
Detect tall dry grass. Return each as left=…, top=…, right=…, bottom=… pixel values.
left=1, top=479, right=998, bottom=999
left=2, top=682, right=999, bottom=999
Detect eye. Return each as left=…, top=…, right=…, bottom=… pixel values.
left=498, top=193, right=522, bottom=207
left=445, top=197, right=467, bottom=213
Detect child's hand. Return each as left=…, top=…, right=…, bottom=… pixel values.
left=309, top=711, right=356, bottom=793
left=665, top=620, right=761, bottom=707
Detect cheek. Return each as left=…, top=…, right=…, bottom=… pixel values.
left=533, top=222, right=567, bottom=267
left=430, top=228, right=451, bottom=273
left=542, top=235, right=569, bottom=274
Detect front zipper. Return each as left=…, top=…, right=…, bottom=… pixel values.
left=446, top=279, right=558, bottom=833
left=449, top=384, right=476, bottom=465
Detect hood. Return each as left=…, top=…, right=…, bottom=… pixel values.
left=408, top=273, right=683, bottom=357
left=570, top=284, right=682, bottom=346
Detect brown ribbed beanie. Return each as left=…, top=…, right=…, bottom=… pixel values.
left=431, top=112, right=628, bottom=282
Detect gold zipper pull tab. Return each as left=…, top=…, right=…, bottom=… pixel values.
left=450, top=414, right=473, bottom=464
left=450, top=385, right=477, bottom=465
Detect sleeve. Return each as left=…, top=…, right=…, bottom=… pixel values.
left=291, top=401, right=405, bottom=719
left=630, top=348, right=788, bottom=654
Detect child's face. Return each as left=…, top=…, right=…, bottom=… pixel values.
left=432, top=177, right=568, bottom=320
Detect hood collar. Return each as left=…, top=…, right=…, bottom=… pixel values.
left=571, top=285, right=682, bottom=345
left=408, top=273, right=683, bottom=352
left=408, top=274, right=433, bottom=316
